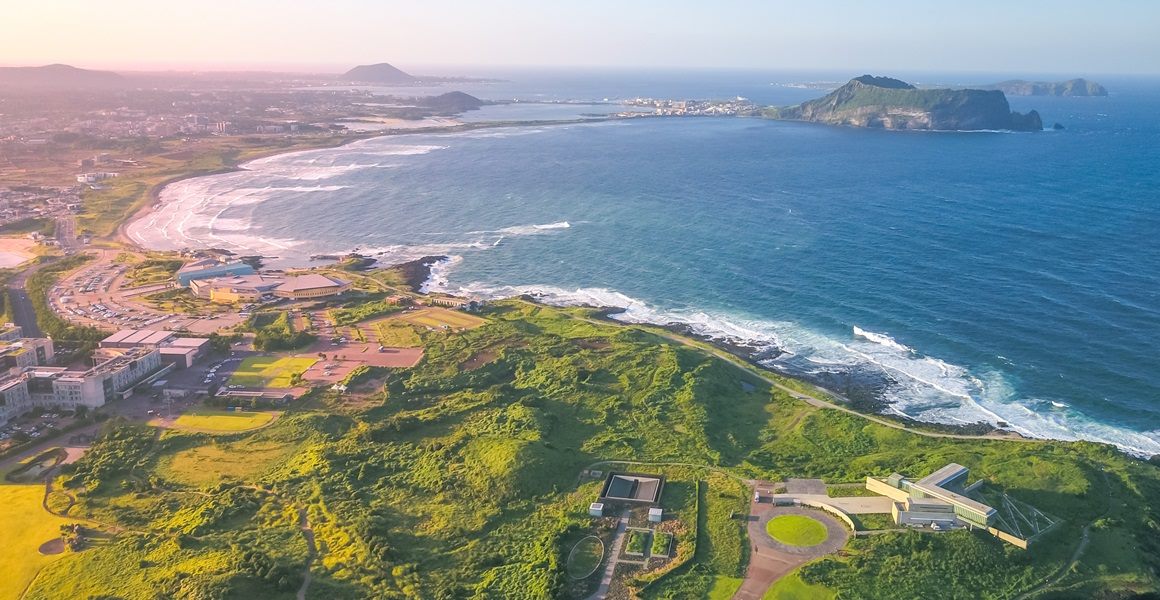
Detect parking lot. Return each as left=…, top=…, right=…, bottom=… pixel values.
left=48, top=249, right=246, bottom=335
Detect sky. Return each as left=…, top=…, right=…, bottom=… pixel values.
left=2, top=0, right=1158, bottom=74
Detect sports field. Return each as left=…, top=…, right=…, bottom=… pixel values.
left=228, top=356, right=317, bottom=388
left=766, top=515, right=829, bottom=547
left=169, top=409, right=276, bottom=433
left=0, top=485, right=76, bottom=599
left=396, top=307, right=486, bottom=330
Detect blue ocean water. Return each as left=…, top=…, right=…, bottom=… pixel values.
left=132, top=71, right=1160, bottom=456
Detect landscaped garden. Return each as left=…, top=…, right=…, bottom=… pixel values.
left=650, top=531, right=672, bottom=557
left=625, top=529, right=649, bottom=555
left=766, top=514, right=829, bottom=547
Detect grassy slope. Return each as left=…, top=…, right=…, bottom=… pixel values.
left=0, top=485, right=75, bottom=600
left=23, top=300, right=1160, bottom=599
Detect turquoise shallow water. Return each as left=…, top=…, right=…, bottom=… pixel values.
left=129, top=72, right=1160, bottom=456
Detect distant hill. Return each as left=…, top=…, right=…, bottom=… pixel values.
left=0, top=64, right=124, bottom=89
left=769, top=75, right=1042, bottom=131
left=979, top=78, right=1108, bottom=97
left=343, top=63, right=417, bottom=84
left=417, top=91, right=484, bottom=114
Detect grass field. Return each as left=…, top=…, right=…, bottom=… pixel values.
left=158, top=438, right=296, bottom=486
left=168, top=410, right=276, bottom=433
left=764, top=572, right=836, bottom=600
left=766, top=515, right=829, bottom=547
left=565, top=536, right=604, bottom=579
left=706, top=576, right=744, bottom=599
left=395, top=307, right=486, bottom=330
left=229, top=356, right=317, bottom=388
left=0, top=485, right=76, bottom=600
left=372, top=320, right=423, bottom=347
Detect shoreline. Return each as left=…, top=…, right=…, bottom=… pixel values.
left=119, top=115, right=622, bottom=258
left=114, top=114, right=1155, bottom=461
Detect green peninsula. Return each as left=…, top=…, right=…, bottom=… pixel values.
left=768, top=75, right=1043, bottom=131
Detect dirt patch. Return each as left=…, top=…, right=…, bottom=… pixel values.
left=460, top=349, right=498, bottom=371
left=38, top=538, right=65, bottom=555
left=575, top=338, right=612, bottom=351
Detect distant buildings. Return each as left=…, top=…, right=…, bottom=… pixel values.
left=187, top=273, right=349, bottom=303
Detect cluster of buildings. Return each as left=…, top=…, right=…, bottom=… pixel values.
left=177, top=257, right=349, bottom=303
left=0, top=325, right=209, bottom=427
left=620, top=97, right=759, bottom=117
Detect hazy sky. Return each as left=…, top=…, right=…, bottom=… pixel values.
left=3, top=0, right=1158, bottom=74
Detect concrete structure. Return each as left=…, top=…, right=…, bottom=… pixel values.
left=0, top=345, right=165, bottom=425
left=189, top=274, right=283, bottom=303
left=589, top=502, right=604, bottom=517
left=272, top=274, right=349, bottom=300
left=867, top=463, right=998, bottom=530
left=100, top=329, right=175, bottom=349
left=648, top=507, right=664, bottom=522
left=176, top=258, right=256, bottom=286
left=599, top=472, right=665, bottom=504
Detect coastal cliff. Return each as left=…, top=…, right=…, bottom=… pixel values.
left=981, top=78, right=1108, bottom=97
left=769, top=75, right=1043, bottom=131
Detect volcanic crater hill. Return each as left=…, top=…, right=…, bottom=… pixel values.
left=342, top=62, right=418, bottom=84
left=0, top=64, right=125, bottom=89
left=769, top=75, right=1043, bottom=131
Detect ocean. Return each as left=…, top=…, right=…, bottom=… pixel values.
left=127, top=69, right=1160, bottom=456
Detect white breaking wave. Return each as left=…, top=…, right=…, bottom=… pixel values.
left=852, top=326, right=914, bottom=354
left=467, top=221, right=573, bottom=236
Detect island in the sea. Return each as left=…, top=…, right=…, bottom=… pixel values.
left=767, top=75, right=1043, bottom=131
left=979, top=78, right=1108, bottom=96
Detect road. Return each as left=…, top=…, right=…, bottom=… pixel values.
left=6, top=263, right=44, bottom=337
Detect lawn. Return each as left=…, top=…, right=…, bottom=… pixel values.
left=158, top=438, right=297, bottom=486
left=372, top=320, right=423, bottom=347
left=0, top=485, right=77, bottom=600
left=396, top=307, right=486, bottom=330
left=706, top=576, right=744, bottom=600
left=764, top=572, right=836, bottom=600
left=565, top=535, right=604, bottom=579
left=766, top=515, right=829, bottom=547
left=229, top=356, right=317, bottom=388
left=651, top=531, right=673, bottom=557
left=168, top=409, right=277, bottom=433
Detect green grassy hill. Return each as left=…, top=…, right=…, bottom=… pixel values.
left=28, top=300, right=1160, bottom=599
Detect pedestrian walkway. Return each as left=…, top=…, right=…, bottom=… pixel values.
left=586, top=511, right=629, bottom=600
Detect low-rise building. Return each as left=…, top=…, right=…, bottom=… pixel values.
left=867, top=463, right=1002, bottom=534
left=190, top=274, right=284, bottom=303
left=177, top=258, right=256, bottom=286
left=272, top=274, right=349, bottom=300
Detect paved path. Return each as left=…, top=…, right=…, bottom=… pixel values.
left=586, top=512, right=629, bottom=600
left=771, top=493, right=894, bottom=514
left=734, top=501, right=850, bottom=600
